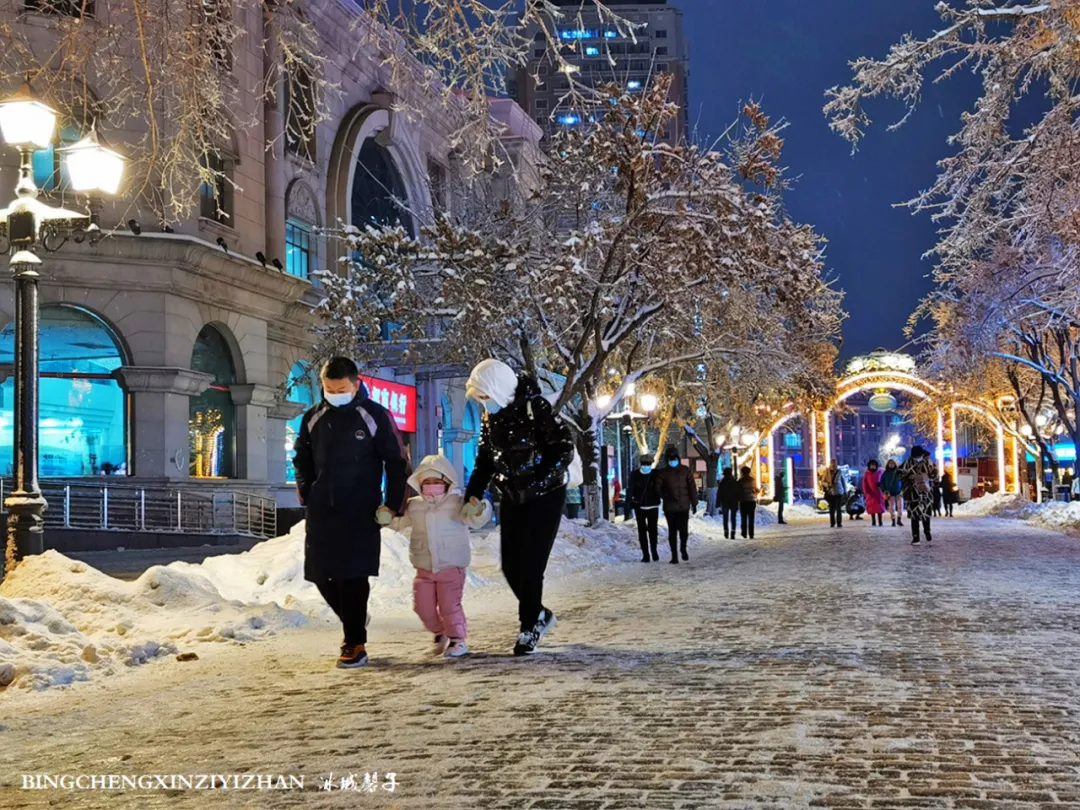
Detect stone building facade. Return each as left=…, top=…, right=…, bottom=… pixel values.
left=0, top=1, right=543, bottom=514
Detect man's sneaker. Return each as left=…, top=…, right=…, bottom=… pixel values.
left=534, top=609, right=558, bottom=638
left=337, top=644, right=368, bottom=669
left=681, top=548, right=689, bottom=561
left=911, top=538, right=921, bottom=545
left=513, top=630, right=540, bottom=656
left=432, top=634, right=449, bottom=656
left=926, top=534, right=933, bottom=543
left=444, top=638, right=469, bottom=658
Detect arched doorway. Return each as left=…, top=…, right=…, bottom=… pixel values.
left=351, top=137, right=414, bottom=234
left=189, top=325, right=238, bottom=478
left=0, top=305, right=128, bottom=477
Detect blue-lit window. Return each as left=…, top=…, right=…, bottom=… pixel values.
left=285, top=362, right=317, bottom=483
left=604, top=30, right=617, bottom=39
left=559, top=29, right=596, bottom=40
left=585, top=46, right=600, bottom=56
left=784, top=432, right=803, bottom=449
left=285, top=219, right=311, bottom=280
left=558, top=114, right=581, bottom=126
left=32, top=125, right=81, bottom=192
left=0, top=306, right=128, bottom=477
left=627, top=80, right=642, bottom=90
left=189, top=325, right=236, bottom=479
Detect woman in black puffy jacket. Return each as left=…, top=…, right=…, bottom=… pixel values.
left=464, top=359, right=575, bottom=656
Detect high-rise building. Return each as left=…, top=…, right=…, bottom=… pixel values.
left=509, top=0, right=689, bottom=144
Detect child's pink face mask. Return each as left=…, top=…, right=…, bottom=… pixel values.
left=421, top=482, right=448, bottom=502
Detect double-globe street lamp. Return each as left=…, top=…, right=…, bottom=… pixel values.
left=0, top=81, right=125, bottom=571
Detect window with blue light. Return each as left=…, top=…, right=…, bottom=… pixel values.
left=585, top=46, right=600, bottom=56
left=784, top=432, right=803, bottom=449
left=604, top=30, right=617, bottom=39
left=0, top=306, right=127, bottom=477
left=558, top=114, right=581, bottom=125
left=285, top=362, right=317, bottom=483
left=559, top=29, right=596, bottom=40
left=189, top=325, right=237, bottom=479
left=285, top=219, right=311, bottom=280
left=627, top=80, right=642, bottom=90
left=32, top=124, right=82, bottom=192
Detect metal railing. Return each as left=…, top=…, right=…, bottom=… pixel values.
left=0, top=480, right=277, bottom=539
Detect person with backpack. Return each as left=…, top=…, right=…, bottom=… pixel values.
left=900, top=446, right=938, bottom=545
left=717, top=466, right=740, bottom=539
left=627, top=453, right=661, bottom=562
left=822, top=459, right=848, bottom=528
left=880, top=459, right=904, bottom=527
left=655, top=445, right=698, bottom=563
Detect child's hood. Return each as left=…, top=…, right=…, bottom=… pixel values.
left=407, top=454, right=460, bottom=494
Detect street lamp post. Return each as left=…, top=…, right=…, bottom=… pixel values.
left=0, top=82, right=124, bottom=574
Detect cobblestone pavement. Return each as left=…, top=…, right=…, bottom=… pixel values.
left=4, top=516, right=1080, bottom=809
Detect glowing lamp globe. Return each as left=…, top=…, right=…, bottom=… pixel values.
left=638, top=393, right=658, bottom=414
left=595, top=394, right=612, bottom=410
left=0, top=82, right=57, bottom=150
left=62, top=130, right=125, bottom=194
left=868, top=391, right=898, bottom=413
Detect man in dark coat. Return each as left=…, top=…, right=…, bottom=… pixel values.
left=293, top=357, right=408, bottom=669
left=773, top=467, right=789, bottom=525
left=463, top=359, right=575, bottom=656
left=717, top=467, right=739, bottom=539
left=655, top=445, right=697, bottom=564
left=685, top=425, right=721, bottom=516
left=626, top=453, right=661, bottom=562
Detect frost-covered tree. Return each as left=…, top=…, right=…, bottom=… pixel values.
left=318, top=80, right=843, bottom=523
left=826, top=1, right=1080, bottom=476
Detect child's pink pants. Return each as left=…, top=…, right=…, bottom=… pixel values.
left=412, top=567, right=467, bottom=640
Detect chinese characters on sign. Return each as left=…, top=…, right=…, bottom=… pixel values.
left=318, top=772, right=397, bottom=793
left=360, top=376, right=417, bottom=433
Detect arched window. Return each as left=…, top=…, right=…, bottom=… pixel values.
left=0, top=306, right=127, bottom=477
left=285, top=361, right=317, bottom=483
left=189, top=325, right=237, bottom=478
left=351, top=137, right=413, bottom=234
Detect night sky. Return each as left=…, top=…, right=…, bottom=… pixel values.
left=681, top=1, right=982, bottom=359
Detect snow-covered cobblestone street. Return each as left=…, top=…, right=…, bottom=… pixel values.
left=4, top=515, right=1080, bottom=809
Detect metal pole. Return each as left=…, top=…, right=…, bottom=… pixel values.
left=102, top=486, right=109, bottom=529
left=63, top=485, right=70, bottom=528
left=4, top=251, right=47, bottom=565
left=139, top=488, right=145, bottom=530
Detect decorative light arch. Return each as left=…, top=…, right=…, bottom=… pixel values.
left=759, top=369, right=1018, bottom=500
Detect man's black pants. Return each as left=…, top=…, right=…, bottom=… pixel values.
left=636, top=509, right=659, bottom=557
left=500, top=486, right=566, bottom=632
left=740, top=501, right=757, bottom=538
left=316, top=577, right=371, bottom=646
left=721, top=504, right=737, bottom=536
left=666, top=510, right=689, bottom=558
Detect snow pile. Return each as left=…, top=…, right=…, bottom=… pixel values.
left=1010, top=500, right=1080, bottom=532
left=0, top=518, right=641, bottom=692
left=762, top=502, right=821, bottom=521
left=954, top=492, right=1026, bottom=517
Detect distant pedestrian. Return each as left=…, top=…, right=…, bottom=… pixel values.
left=463, top=359, right=575, bottom=656
left=822, top=459, right=848, bottom=528
left=656, top=445, right=698, bottom=564
left=932, top=476, right=943, bottom=517
left=393, top=455, right=491, bottom=659
left=900, top=446, right=938, bottom=545
left=941, top=471, right=959, bottom=517
left=738, top=466, right=759, bottom=539
left=685, top=425, right=722, bottom=517
left=717, top=466, right=739, bottom=539
left=863, top=460, right=886, bottom=526
left=627, top=453, right=661, bottom=562
left=881, top=459, right=904, bottom=527
left=773, top=467, right=789, bottom=525
left=293, top=357, right=409, bottom=670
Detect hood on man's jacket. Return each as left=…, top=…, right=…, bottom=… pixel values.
left=663, top=445, right=680, bottom=463
left=407, top=454, right=460, bottom=494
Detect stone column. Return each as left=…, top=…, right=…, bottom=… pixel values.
left=231, top=384, right=279, bottom=482
left=415, top=378, right=441, bottom=461
left=267, top=401, right=306, bottom=486
left=113, top=367, right=215, bottom=480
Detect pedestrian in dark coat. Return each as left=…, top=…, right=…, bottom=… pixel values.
left=293, top=357, right=409, bottom=669
left=900, top=446, right=938, bottom=545
left=655, top=445, right=697, bottom=564
left=717, top=467, right=739, bottom=539
left=940, top=472, right=959, bottom=516
left=738, top=467, right=759, bottom=539
left=627, top=453, right=661, bottom=562
left=773, top=467, right=789, bottom=525
left=463, top=359, right=575, bottom=656
left=685, top=425, right=721, bottom=516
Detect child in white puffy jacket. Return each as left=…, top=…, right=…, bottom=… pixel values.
left=393, top=454, right=491, bottom=657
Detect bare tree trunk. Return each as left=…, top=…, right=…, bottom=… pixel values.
left=578, top=404, right=603, bottom=526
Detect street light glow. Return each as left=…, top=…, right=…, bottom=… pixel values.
left=638, top=393, right=658, bottom=413
left=62, top=129, right=126, bottom=195
left=595, top=394, right=612, bottom=410
left=0, top=82, right=57, bottom=149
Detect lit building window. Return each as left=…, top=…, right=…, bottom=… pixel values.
left=32, top=124, right=82, bottom=192
left=0, top=306, right=127, bottom=477
left=189, top=325, right=236, bottom=478
left=585, top=46, right=600, bottom=56
left=285, top=362, right=316, bottom=483
left=285, top=219, right=311, bottom=280
left=627, top=80, right=642, bottom=90
left=558, top=114, right=581, bottom=125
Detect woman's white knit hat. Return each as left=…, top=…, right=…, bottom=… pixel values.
left=465, top=359, right=518, bottom=408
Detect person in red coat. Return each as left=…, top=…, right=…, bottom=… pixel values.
left=862, top=460, right=886, bottom=527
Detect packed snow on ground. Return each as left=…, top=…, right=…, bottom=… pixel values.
left=0, top=518, right=642, bottom=692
